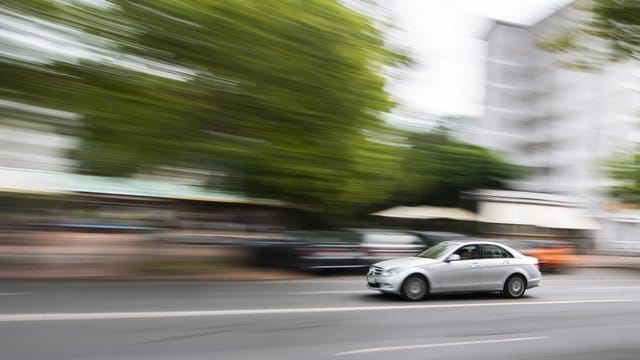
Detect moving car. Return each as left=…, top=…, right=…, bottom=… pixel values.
left=253, top=231, right=359, bottom=270
left=523, top=240, right=578, bottom=271
left=366, top=240, right=541, bottom=300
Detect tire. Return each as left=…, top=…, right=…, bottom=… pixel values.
left=401, top=275, right=428, bottom=301
left=503, top=274, right=526, bottom=298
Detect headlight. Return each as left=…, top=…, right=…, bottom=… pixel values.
left=381, top=268, right=401, bottom=277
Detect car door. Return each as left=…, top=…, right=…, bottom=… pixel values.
left=477, top=244, right=515, bottom=291
left=433, top=244, right=482, bottom=292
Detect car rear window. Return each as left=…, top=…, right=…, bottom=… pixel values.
left=480, top=244, right=514, bottom=258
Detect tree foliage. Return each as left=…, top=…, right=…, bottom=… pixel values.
left=389, top=130, right=521, bottom=207
left=1, top=0, right=408, bottom=210
left=609, top=151, right=640, bottom=202
left=0, top=0, right=518, bottom=222
left=542, top=0, right=640, bottom=69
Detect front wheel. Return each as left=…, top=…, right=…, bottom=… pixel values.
left=503, top=275, right=526, bottom=298
left=401, top=275, right=428, bottom=301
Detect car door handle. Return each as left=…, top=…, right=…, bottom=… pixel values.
left=471, top=262, right=479, bottom=268
left=503, top=260, right=510, bottom=265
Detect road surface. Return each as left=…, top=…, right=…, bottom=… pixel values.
left=2, top=268, right=640, bottom=360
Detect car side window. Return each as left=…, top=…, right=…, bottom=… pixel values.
left=454, top=245, right=480, bottom=260
left=480, top=244, right=513, bottom=259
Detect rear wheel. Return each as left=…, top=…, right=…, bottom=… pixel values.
left=503, top=274, right=526, bottom=298
left=401, top=275, right=428, bottom=301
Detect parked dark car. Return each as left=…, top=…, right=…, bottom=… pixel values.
left=254, top=231, right=365, bottom=271
left=254, top=229, right=463, bottom=272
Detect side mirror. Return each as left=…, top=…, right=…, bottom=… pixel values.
left=446, top=254, right=461, bottom=262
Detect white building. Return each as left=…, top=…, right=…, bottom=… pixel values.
left=479, top=7, right=640, bottom=253
left=0, top=98, right=79, bottom=173
left=0, top=126, right=76, bottom=172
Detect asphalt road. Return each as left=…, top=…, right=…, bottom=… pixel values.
left=2, top=268, right=640, bottom=360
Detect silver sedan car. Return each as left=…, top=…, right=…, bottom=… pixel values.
left=366, top=240, right=541, bottom=300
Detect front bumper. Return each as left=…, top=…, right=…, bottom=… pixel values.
left=366, top=272, right=404, bottom=294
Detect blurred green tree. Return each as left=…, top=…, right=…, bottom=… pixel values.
left=389, top=130, right=521, bottom=207
left=0, top=1, right=519, bottom=223
left=0, top=0, right=407, bottom=217
left=609, top=152, right=640, bottom=203
left=541, top=0, right=640, bottom=69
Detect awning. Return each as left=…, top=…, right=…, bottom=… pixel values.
left=0, top=167, right=284, bottom=206
left=478, top=201, right=599, bottom=230
left=372, top=206, right=477, bottom=221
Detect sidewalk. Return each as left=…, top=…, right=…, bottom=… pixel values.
left=2, top=229, right=640, bottom=280
left=0, top=230, right=304, bottom=281
left=579, top=255, right=640, bottom=270
left=0, top=265, right=308, bottom=281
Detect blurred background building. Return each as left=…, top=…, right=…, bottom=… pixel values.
left=388, top=108, right=475, bottom=141
left=478, top=5, right=640, bottom=253
left=0, top=100, right=78, bottom=172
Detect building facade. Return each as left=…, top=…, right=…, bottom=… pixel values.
left=480, top=7, right=640, bottom=253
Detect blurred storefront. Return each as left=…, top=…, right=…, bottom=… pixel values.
left=467, top=190, right=599, bottom=251
left=0, top=166, right=297, bottom=278
left=596, top=203, right=640, bottom=255
left=0, top=166, right=293, bottom=233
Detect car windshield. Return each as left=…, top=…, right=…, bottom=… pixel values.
left=416, top=242, right=456, bottom=259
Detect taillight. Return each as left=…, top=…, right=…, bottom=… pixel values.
left=534, top=263, right=539, bottom=270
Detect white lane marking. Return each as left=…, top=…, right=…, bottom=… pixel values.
left=0, top=293, right=28, bottom=296
left=290, top=291, right=370, bottom=295
left=276, top=278, right=640, bottom=285
left=264, top=276, right=640, bottom=284
left=334, top=336, right=549, bottom=356
left=0, top=299, right=637, bottom=323
left=543, top=279, right=640, bottom=283
left=263, top=279, right=363, bottom=284
left=577, top=286, right=640, bottom=290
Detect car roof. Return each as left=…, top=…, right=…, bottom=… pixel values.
left=348, top=228, right=419, bottom=235
left=411, top=231, right=464, bottom=235
left=443, top=239, right=511, bottom=247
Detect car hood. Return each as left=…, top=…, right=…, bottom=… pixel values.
left=374, top=257, right=439, bottom=269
